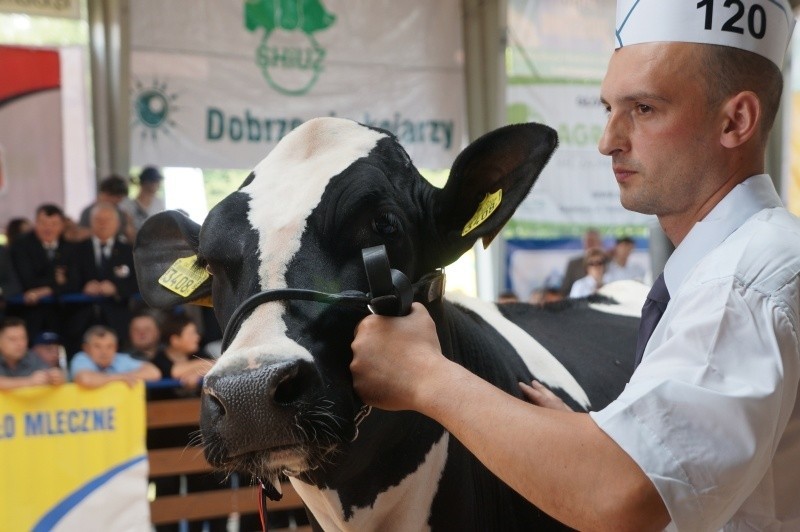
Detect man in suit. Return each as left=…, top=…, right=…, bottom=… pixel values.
left=8, top=204, right=79, bottom=346
left=72, top=202, right=138, bottom=347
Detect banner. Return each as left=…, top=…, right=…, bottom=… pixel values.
left=0, top=382, right=150, bottom=531
left=506, top=0, right=653, bottom=230
left=129, top=0, right=465, bottom=170
left=0, top=0, right=81, bottom=19
left=0, top=45, right=93, bottom=229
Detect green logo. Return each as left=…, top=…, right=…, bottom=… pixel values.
left=245, top=0, right=336, bottom=96
left=131, top=79, right=179, bottom=140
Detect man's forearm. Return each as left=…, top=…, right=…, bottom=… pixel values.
left=416, top=359, right=669, bottom=531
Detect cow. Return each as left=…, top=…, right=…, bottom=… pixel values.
left=134, top=117, right=641, bottom=530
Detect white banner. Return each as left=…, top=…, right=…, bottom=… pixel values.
left=129, top=0, right=465, bottom=170
left=0, top=0, right=80, bottom=19
left=506, top=0, right=653, bottom=229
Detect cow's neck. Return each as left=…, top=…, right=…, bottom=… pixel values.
left=290, top=432, right=449, bottom=531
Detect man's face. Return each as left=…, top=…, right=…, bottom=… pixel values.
left=598, top=43, right=724, bottom=220
left=0, top=325, right=29, bottom=364
left=129, top=317, right=160, bottom=351
left=83, top=334, right=118, bottom=369
left=91, top=208, right=120, bottom=242
left=33, top=344, right=60, bottom=367
left=34, top=212, right=65, bottom=245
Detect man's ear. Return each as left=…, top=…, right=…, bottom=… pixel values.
left=720, top=91, right=760, bottom=148
left=133, top=210, right=212, bottom=308
left=424, top=122, right=558, bottom=268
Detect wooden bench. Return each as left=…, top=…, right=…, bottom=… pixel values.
left=146, top=395, right=310, bottom=530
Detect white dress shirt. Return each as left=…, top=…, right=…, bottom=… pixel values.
left=591, top=175, right=800, bottom=531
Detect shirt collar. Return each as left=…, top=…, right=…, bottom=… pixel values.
left=92, top=236, right=113, bottom=248
left=663, top=174, right=783, bottom=295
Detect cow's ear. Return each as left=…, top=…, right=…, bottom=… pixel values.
left=133, top=210, right=213, bottom=308
left=427, top=122, right=557, bottom=267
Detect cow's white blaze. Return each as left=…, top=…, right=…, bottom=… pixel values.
left=214, top=118, right=386, bottom=370
left=448, top=292, right=591, bottom=409
left=290, top=433, right=449, bottom=531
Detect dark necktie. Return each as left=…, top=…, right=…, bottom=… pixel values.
left=633, top=273, right=670, bottom=368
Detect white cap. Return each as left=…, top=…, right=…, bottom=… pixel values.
left=615, top=0, right=795, bottom=68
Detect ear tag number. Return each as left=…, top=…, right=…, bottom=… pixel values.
left=462, top=189, right=502, bottom=236
left=158, top=256, right=210, bottom=297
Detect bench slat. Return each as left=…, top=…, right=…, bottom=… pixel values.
left=149, top=484, right=305, bottom=524
left=148, top=447, right=211, bottom=476
left=146, top=397, right=202, bottom=428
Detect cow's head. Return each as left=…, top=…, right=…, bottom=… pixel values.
left=134, top=117, right=556, bottom=493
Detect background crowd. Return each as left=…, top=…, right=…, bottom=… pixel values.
left=500, top=228, right=648, bottom=305
left=0, top=166, right=252, bottom=531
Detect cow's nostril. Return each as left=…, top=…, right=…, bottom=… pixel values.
left=273, top=360, right=318, bottom=406
left=204, top=388, right=227, bottom=417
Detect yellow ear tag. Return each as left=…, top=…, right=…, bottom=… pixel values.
left=461, top=189, right=502, bottom=237
left=158, top=256, right=210, bottom=298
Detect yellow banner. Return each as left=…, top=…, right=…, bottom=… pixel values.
left=0, top=382, right=149, bottom=531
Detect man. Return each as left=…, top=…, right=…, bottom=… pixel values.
left=351, top=1, right=799, bottom=529
left=31, top=331, right=66, bottom=369
left=72, top=202, right=138, bottom=343
left=559, top=228, right=603, bottom=297
left=76, top=175, right=137, bottom=243
left=604, top=236, right=645, bottom=283
left=122, top=166, right=166, bottom=231
left=0, top=317, right=65, bottom=390
left=9, top=204, right=79, bottom=343
left=126, top=311, right=162, bottom=361
left=70, top=325, right=160, bottom=389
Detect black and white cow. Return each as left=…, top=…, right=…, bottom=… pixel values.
left=134, top=117, right=640, bottom=530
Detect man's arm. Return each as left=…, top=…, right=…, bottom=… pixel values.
left=351, top=303, right=669, bottom=531
left=73, top=361, right=161, bottom=388
left=0, top=369, right=64, bottom=390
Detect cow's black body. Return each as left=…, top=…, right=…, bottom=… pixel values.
left=134, top=117, right=638, bottom=530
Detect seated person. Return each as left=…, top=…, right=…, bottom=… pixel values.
left=126, top=311, right=162, bottom=361
left=31, top=331, right=66, bottom=370
left=568, top=247, right=608, bottom=298
left=0, top=317, right=65, bottom=390
left=604, top=236, right=646, bottom=283
left=153, top=314, right=213, bottom=392
left=70, top=325, right=160, bottom=388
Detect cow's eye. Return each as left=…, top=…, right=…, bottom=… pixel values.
left=372, top=212, right=401, bottom=237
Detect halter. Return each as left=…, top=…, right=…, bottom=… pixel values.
left=220, top=244, right=445, bottom=351
left=220, top=245, right=444, bottom=520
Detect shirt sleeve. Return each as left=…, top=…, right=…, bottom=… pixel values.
left=69, top=352, right=99, bottom=379
left=111, top=353, right=144, bottom=373
left=591, top=277, right=800, bottom=531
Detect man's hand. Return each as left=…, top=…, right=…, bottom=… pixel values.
left=23, top=286, right=53, bottom=304
left=83, top=280, right=102, bottom=296
left=45, top=368, right=66, bottom=385
left=519, top=379, right=572, bottom=412
left=98, top=280, right=117, bottom=296
left=350, top=302, right=447, bottom=411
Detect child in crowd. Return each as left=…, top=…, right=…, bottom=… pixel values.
left=152, top=313, right=213, bottom=392
left=0, top=317, right=65, bottom=389
left=70, top=325, right=160, bottom=388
